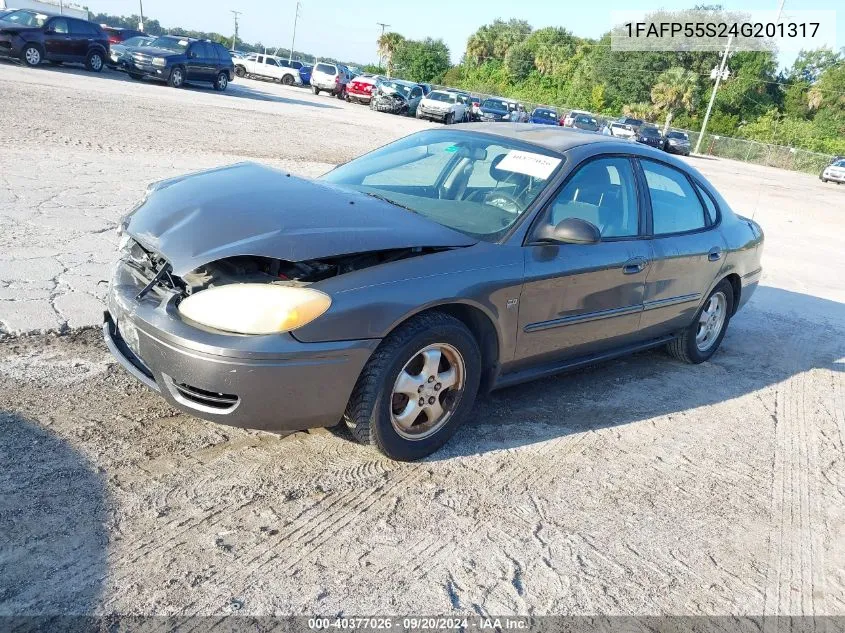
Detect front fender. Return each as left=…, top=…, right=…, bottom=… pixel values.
left=292, top=243, right=525, bottom=364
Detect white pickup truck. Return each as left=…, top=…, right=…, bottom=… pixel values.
left=233, top=53, right=302, bottom=85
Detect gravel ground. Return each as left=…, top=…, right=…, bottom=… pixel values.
left=1, top=61, right=844, bottom=617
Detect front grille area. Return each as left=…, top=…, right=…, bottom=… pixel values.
left=132, top=52, right=153, bottom=68
left=122, top=239, right=181, bottom=299
left=173, top=382, right=239, bottom=411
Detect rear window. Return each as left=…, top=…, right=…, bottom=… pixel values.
left=214, top=44, right=232, bottom=62
left=316, top=63, right=336, bottom=74
left=70, top=20, right=100, bottom=36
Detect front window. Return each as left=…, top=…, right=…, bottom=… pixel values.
left=150, top=36, right=189, bottom=52
left=321, top=130, right=564, bottom=241
left=833, top=160, right=845, bottom=168
left=2, top=10, right=48, bottom=27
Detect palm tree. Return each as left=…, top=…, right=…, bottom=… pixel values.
left=377, top=32, right=405, bottom=77
left=622, top=102, right=654, bottom=121
left=651, top=67, right=699, bottom=135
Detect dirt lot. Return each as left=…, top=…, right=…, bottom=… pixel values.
left=1, top=62, right=844, bottom=617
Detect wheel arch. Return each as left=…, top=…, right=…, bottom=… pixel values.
left=723, top=272, right=741, bottom=315
left=382, top=301, right=501, bottom=394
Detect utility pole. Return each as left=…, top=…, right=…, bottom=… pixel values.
left=230, top=10, right=242, bottom=52
left=694, top=34, right=732, bottom=155
left=138, top=0, right=145, bottom=32
left=376, top=22, right=390, bottom=71
left=289, top=1, right=302, bottom=65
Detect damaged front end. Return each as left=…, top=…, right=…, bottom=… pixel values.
left=371, top=86, right=409, bottom=115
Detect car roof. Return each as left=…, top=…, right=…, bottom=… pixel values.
left=383, top=79, right=419, bottom=87
left=455, top=123, right=652, bottom=154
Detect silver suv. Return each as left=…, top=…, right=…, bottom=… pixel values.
left=310, top=62, right=350, bottom=98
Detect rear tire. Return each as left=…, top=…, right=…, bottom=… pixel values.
left=281, top=74, right=294, bottom=86
left=312, top=85, right=320, bottom=95
left=85, top=50, right=104, bottom=72
left=235, top=65, right=245, bottom=77
left=445, top=112, right=454, bottom=125
left=344, top=312, right=481, bottom=461
left=21, top=44, right=42, bottom=67
left=666, top=280, right=734, bottom=364
left=213, top=71, right=229, bottom=91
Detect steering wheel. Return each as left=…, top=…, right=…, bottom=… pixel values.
left=484, top=190, right=522, bottom=215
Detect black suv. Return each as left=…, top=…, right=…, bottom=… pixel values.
left=128, top=36, right=234, bottom=90
left=0, top=9, right=109, bottom=71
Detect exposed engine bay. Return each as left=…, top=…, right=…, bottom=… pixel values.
left=123, top=238, right=442, bottom=297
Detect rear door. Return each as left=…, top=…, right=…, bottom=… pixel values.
left=516, top=155, right=653, bottom=365
left=637, top=158, right=727, bottom=339
left=67, top=19, right=95, bottom=60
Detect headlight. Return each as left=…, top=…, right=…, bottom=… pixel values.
left=152, top=57, right=167, bottom=67
left=178, top=284, right=332, bottom=335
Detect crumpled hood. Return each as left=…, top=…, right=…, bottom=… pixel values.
left=126, top=162, right=476, bottom=276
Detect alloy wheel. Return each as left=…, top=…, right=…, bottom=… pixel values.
left=696, top=291, right=727, bottom=352
left=390, top=343, right=465, bottom=440
left=25, top=47, right=41, bottom=66
left=90, top=54, right=102, bottom=71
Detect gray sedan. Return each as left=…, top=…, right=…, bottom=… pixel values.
left=105, top=125, right=764, bottom=460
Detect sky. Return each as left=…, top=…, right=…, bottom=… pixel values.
left=79, top=0, right=843, bottom=69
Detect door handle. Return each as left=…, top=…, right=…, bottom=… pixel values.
left=708, top=248, right=722, bottom=262
left=623, top=257, right=648, bottom=274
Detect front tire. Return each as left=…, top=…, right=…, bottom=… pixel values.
left=85, top=50, right=104, bottom=72
left=21, top=44, right=42, bottom=67
left=666, top=280, right=734, bottom=364
left=344, top=312, right=481, bottom=461
left=168, top=66, right=185, bottom=88
left=444, top=112, right=454, bottom=125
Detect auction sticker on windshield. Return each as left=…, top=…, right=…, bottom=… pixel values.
left=496, top=151, right=561, bottom=179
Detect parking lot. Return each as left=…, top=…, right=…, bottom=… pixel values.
left=1, top=62, right=844, bottom=616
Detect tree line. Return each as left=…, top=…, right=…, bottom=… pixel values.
left=92, top=10, right=844, bottom=156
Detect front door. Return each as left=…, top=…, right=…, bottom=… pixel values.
left=516, top=156, right=653, bottom=365
left=186, top=42, right=214, bottom=81
left=43, top=17, right=71, bottom=60
left=636, top=158, right=727, bottom=339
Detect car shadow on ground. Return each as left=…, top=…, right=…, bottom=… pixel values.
left=423, top=286, right=845, bottom=460
left=0, top=412, right=108, bottom=616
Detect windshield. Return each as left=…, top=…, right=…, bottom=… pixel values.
left=321, top=130, right=563, bottom=241
left=150, top=36, right=189, bottom=52
left=482, top=99, right=508, bottom=112
left=666, top=131, right=688, bottom=140
left=1, top=10, right=48, bottom=27
left=576, top=116, right=597, bottom=125
left=427, top=92, right=454, bottom=103
left=833, top=160, right=845, bottom=168
left=380, top=81, right=411, bottom=98
left=123, top=36, right=153, bottom=47
left=641, top=127, right=660, bottom=137
left=533, top=109, right=557, bottom=119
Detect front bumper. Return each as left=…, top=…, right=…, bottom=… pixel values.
left=822, top=170, right=845, bottom=183
left=0, top=36, right=22, bottom=59
left=104, top=262, right=379, bottom=433
left=418, top=106, right=449, bottom=121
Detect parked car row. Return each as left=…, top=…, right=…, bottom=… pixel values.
left=0, top=8, right=236, bottom=90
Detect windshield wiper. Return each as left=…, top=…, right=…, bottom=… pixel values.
left=363, top=191, right=419, bottom=215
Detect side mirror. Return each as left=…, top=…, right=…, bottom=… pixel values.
left=535, top=217, right=601, bottom=245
